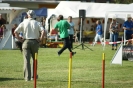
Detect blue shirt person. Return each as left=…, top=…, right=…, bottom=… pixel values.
left=123, top=14, right=133, bottom=40
left=92, top=20, right=103, bottom=46
left=96, top=24, right=102, bottom=35
left=67, top=16, right=74, bottom=49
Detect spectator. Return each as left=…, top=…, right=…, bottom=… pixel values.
left=67, top=16, right=74, bottom=49
left=0, top=14, right=6, bottom=26
left=76, top=19, right=81, bottom=41
left=123, top=14, right=133, bottom=40
left=0, top=24, right=6, bottom=38
left=92, top=20, right=103, bottom=46
left=109, top=17, right=120, bottom=50
left=41, top=17, right=46, bottom=29
left=12, top=24, right=18, bottom=38
left=48, top=28, right=58, bottom=41
left=0, top=25, right=4, bottom=38
left=11, top=24, right=23, bottom=52
left=126, top=34, right=133, bottom=46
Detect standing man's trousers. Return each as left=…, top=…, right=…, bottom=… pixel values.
left=22, top=39, right=39, bottom=80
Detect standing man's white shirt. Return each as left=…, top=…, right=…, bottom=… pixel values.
left=15, top=18, right=44, bottom=39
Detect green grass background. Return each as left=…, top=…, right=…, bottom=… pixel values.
left=0, top=44, right=133, bottom=88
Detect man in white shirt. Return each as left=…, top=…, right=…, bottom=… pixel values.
left=14, top=10, right=45, bottom=81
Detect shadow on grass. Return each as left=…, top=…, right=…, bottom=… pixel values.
left=0, top=77, right=23, bottom=81
left=39, top=79, right=99, bottom=83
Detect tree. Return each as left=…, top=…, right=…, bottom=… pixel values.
left=114, top=0, right=133, bottom=4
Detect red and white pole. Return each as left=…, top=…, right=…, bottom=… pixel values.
left=34, top=53, right=37, bottom=88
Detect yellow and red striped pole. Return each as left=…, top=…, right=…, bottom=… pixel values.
left=68, top=52, right=72, bottom=88
left=102, top=53, right=105, bottom=88
left=34, top=53, right=37, bottom=88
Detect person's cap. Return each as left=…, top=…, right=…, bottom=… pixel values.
left=127, top=14, right=131, bottom=18
left=27, top=10, right=36, bottom=18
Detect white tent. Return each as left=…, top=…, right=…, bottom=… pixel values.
left=48, top=1, right=127, bottom=18
left=46, top=1, right=127, bottom=33
left=0, top=3, right=27, bottom=24
left=0, top=3, right=26, bottom=14
left=0, top=3, right=27, bottom=50
left=104, top=3, right=133, bottom=44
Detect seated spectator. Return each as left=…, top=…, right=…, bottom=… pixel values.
left=12, top=24, right=18, bottom=38
left=126, top=34, right=133, bottom=46
left=12, top=24, right=23, bottom=51
left=0, top=26, right=3, bottom=38
left=0, top=14, right=6, bottom=26
left=48, top=28, right=58, bottom=41
left=0, top=24, right=6, bottom=38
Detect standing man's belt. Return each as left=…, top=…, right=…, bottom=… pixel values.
left=25, top=39, right=37, bottom=40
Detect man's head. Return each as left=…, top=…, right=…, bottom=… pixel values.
left=96, top=20, right=101, bottom=25
left=13, top=24, right=18, bottom=28
left=57, top=15, right=63, bottom=21
left=68, top=16, right=72, bottom=22
left=112, top=17, right=116, bottom=21
left=27, top=10, right=36, bottom=18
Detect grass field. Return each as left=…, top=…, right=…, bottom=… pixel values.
left=0, top=43, right=133, bottom=88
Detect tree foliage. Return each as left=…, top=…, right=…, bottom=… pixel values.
left=114, top=0, right=133, bottom=4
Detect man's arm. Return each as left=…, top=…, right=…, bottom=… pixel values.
left=39, top=30, right=45, bottom=42
left=14, top=23, right=24, bottom=42
left=53, top=22, right=59, bottom=32
left=14, top=31, right=24, bottom=43
left=123, top=22, right=129, bottom=30
left=53, top=28, right=58, bottom=32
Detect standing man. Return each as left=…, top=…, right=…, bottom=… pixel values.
left=14, top=10, right=45, bottom=81
left=54, top=15, right=76, bottom=56
left=67, top=16, right=74, bottom=49
left=123, top=14, right=133, bottom=40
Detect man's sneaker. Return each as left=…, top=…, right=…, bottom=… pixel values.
left=31, top=75, right=38, bottom=80
left=72, top=52, right=76, bottom=56
left=57, top=52, right=61, bottom=56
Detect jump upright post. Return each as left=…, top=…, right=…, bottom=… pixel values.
left=102, top=53, right=105, bottom=88
left=68, top=52, right=72, bottom=88
left=34, top=53, right=37, bottom=88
